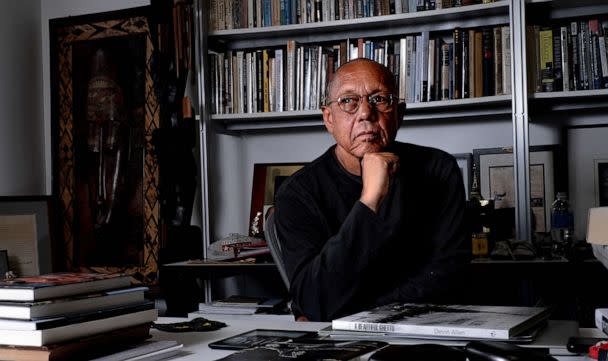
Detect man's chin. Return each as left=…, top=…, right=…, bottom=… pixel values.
left=353, top=143, right=386, bottom=157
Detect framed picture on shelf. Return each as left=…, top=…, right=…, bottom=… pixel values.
left=0, top=197, right=53, bottom=276
left=49, top=7, right=160, bottom=284
left=567, top=125, right=608, bottom=240
left=473, top=145, right=559, bottom=233
left=249, top=163, right=306, bottom=236
left=452, top=153, right=473, bottom=200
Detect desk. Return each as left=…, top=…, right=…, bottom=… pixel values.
left=150, top=314, right=604, bottom=361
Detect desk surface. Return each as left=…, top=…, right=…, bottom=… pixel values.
left=150, top=314, right=605, bottom=361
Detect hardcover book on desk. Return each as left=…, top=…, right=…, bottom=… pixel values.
left=0, top=323, right=152, bottom=361
left=0, top=286, right=147, bottom=320
left=0, top=301, right=157, bottom=346
left=332, top=303, right=551, bottom=341
left=0, top=272, right=132, bottom=301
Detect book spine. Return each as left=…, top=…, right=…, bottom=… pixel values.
left=287, top=40, right=296, bottom=111
left=552, top=26, right=563, bottom=91
left=441, top=42, right=450, bottom=100
left=332, top=320, right=510, bottom=340
left=493, top=26, right=502, bottom=95
left=560, top=26, right=570, bottom=91
left=427, top=38, right=436, bottom=102
left=570, top=22, right=580, bottom=90
left=453, top=28, right=462, bottom=99
left=589, top=19, right=601, bottom=89
left=481, top=27, right=494, bottom=96
left=501, top=26, right=511, bottom=95
left=462, top=29, right=470, bottom=98
left=539, top=28, right=554, bottom=92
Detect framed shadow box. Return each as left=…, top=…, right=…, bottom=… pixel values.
left=50, top=7, right=160, bottom=283
left=473, top=145, right=560, bottom=233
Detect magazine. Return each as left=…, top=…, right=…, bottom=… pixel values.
left=331, top=303, right=552, bottom=340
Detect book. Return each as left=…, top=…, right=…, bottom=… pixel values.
left=216, top=339, right=387, bottom=360
left=211, top=295, right=284, bottom=308
left=0, top=323, right=152, bottom=361
left=319, top=320, right=545, bottom=343
left=0, top=286, right=147, bottom=320
left=0, top=301, right=154, bottom=331
left=209, top=329, right=318, bottom=350
left=595, top=308, right=608, bottom=335
left=0, top=302, right=157, bottom=346
left=0, top=272, right=132, bottom=302
left=89, top=340, right=183, bottom=361
left=331, top=303, right=551, bottom=340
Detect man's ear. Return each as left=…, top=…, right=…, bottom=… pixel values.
left=322, top=106, right=334, bottom=134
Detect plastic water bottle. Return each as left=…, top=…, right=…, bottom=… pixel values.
left=550, top=192, right=573, bottom=257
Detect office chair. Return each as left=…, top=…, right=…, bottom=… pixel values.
left=265, top=211, right=290, bottom=291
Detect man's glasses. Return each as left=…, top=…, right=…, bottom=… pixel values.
left=325, top=93, right=398, bottom=114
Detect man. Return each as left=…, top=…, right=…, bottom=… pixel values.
left=274, top=58, right=468, bottom=322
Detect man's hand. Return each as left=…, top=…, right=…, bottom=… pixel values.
left=359, top=152, right=399, bottom=213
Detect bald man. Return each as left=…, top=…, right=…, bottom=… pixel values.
left=274, top=59, right=468, bottom=322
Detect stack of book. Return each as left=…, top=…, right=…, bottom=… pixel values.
left=0, top=272, right=160, bottom=360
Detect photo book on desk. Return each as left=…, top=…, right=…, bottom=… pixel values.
left=215, top=340, right=387, bottom=361
left=331, top=303, right=552, bottom=341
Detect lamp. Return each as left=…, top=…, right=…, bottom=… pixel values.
left=587, top=207, right=608, bottom=269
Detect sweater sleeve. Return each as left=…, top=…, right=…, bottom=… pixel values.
left=275, top=187, right=399, bottom=322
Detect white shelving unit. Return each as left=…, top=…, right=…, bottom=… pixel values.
left=194, top=0, right=608, bottom=250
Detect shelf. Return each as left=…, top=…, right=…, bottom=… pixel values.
left=209, top=2, right=510, bottom=49
left=529, top=89, right=608, bottom=113
left=526, top=0, right=608, bottom=20
left=212, top=95, right=512, bottom=132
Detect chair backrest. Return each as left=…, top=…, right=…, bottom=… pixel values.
left=265, top=212, right=290, bottom=290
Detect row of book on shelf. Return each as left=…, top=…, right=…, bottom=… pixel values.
left=527, top=18, right=608, bottom=93
left=0, top=272, right=181, bottom=361
left=210, top=25, right=511, bottom=115
left=210, top=0, right=500, bottom=31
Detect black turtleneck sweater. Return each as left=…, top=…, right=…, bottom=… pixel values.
left=274, top=141, right=468, bottom=322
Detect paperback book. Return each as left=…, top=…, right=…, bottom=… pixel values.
left=0, top=272, right=132, bottom=301
left=331, top=303, right=551, bottom=341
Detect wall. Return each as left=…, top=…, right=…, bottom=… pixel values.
left=41, top=0, right=150, bottom=195
left=0, top=0, right=43, bottom=195
left=211, top=118, right=528, bottom=239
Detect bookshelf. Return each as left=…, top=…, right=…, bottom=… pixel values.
left=193, top=0, right=608, bottom=256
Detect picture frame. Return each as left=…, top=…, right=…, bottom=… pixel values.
left=452, top=153, right=473, bottom=200
left=567, top=125, right=608, bottom=240
left=249, top=163, right=306, bottom=236
left=0, top=196, right=53, bottom=277
left=50, top=7, right=160, bottom=283
left=473, top=145, right=559, bottom=233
